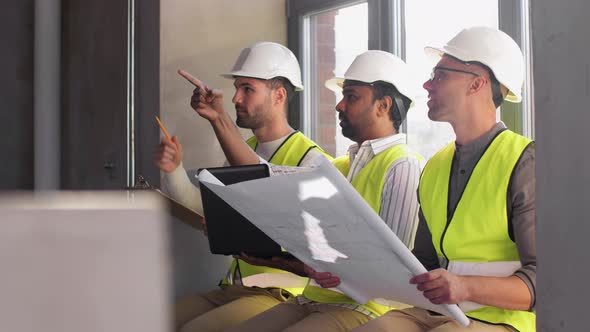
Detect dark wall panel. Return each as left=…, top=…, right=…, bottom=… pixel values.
left=0, top=1, right=35, bottom=189
left=534, top=0, right=590, bottom=330
left=135, top=0, right=161, bottom=188
left=61, top=0, right=128, bottom=189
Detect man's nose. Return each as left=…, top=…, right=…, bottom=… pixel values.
left=423, top=79, right=433, bottom=92
left=232, top=91, right=240, bottom=104
left=335, top=99, right=345, bottom=113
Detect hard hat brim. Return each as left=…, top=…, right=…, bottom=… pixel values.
left=221, top=72, right=304, bottom=91
left=325, top=76, right=417, bottom=107
left=424, top=46, right=446, bottom=59
left=324, top=77, right=344, bottom=93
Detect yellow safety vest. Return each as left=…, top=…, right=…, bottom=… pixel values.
left=246, top=131, right=332, bottom=166
left=419, top=129, right=535, bottom=332
left=303, top=144, right=422, bottom=316
left=221, top=131, right=333, bottom=296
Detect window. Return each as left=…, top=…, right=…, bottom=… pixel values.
left=404, top=0, right=499, bottom=158
left=301, top=2, right=368, bottom=157
left=288, top=0, right=533, bottom=160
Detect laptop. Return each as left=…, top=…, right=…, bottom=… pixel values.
left=199, top=164, right=288, bottom=258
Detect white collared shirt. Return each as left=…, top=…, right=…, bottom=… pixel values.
left=344, top=133, right=421, bottom=247
left=346, top=133, right=407, bottom=180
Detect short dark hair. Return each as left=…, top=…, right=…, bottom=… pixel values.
left=480, top=65, right=504, bottom=108
left=267, top=77, right=297, bottom=104
left=371, top=81, right=411, bottom=132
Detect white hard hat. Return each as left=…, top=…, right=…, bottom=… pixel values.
left=425, top=26, right=525, bottom=103
left=325, top=50, right=417, bottom=105
left=222, top=41, right=304, bottom=91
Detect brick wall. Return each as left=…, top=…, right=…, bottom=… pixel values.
left=314, top=12, right=337, bottom=156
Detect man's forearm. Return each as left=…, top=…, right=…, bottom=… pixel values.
left=163, top=164, right=203, bottom=215
left=209, top=112, right=259, bottom=165
left=463, top=275, right=532, bottom=311
left=273, top=257, right=307, bottom=277
left=237, top=255, right=307, bottom=277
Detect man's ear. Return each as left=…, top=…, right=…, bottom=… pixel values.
left=376, top=95, right=393, bottom=118
left=468, top=76, right=488, bottom=96
left=273, top=86, right=287, bottom=106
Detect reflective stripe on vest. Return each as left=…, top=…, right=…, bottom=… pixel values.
left=303, top=144, right=422, bottom=316
left=449, top=260, right=522, bottom=312
left=221, top=131, right=333, bottom=295
left=419, top=130, right=535, bottom=332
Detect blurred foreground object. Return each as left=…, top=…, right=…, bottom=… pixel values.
left=0, top=191, right=172, bottom=332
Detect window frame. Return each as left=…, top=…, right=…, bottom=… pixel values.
left=287, top=0, right=533, bottom=139
left=287, top=0, right=401, bottom=135
left=499, top=0, right=534, bottom=139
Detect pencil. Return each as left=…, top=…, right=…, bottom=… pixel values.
left=155, top=116, right=172, bottom=141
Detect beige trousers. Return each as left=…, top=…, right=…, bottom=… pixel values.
left=224, top=299, right=371, bottom=332
left=175, top=285, right=289, bottom=332
left=351, top=308, right=516, bottom=332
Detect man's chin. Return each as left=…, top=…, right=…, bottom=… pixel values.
left=340, top=128, right=353, bottom=141
left=235, top=117, right=248, bottom=128
left=236, top=119, right=257, bottom=130
left=427, top=109, right=445, bottom=122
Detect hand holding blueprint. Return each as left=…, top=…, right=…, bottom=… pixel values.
left=199, top=162, right=469, bottom=326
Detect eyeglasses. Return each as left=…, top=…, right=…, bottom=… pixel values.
left=429, top=66, right=479, bottom=82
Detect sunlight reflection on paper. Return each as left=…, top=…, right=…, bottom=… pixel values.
left=297, top=177, right=338, bottom=201
left=302, top=210, right=348, bottom=262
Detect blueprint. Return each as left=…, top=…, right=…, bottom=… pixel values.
left=199, top=162, right=469, bottom=326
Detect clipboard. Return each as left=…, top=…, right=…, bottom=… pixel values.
left=126, top=174, right=205, bottom=231
left=153, top=188, right=205, bottom=230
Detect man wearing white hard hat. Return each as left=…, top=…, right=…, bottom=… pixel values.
left=353, top=26, right=536, bottom=332
left=155, top=42, right=332, bottom=332
left=212, top=50, right=423, bottom=332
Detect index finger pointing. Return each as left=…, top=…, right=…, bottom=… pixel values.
left=178, top=69, right=206, bottom=90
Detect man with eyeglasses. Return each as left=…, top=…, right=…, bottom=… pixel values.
left=351, top=26, right=536, bottom=332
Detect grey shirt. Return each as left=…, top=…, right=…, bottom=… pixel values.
left=413, top=122, right=536, bottom=310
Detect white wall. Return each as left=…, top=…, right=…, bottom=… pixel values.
left=160, top=0, right=287, bottom=169
left=159, top=0, right=287, bottom=298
